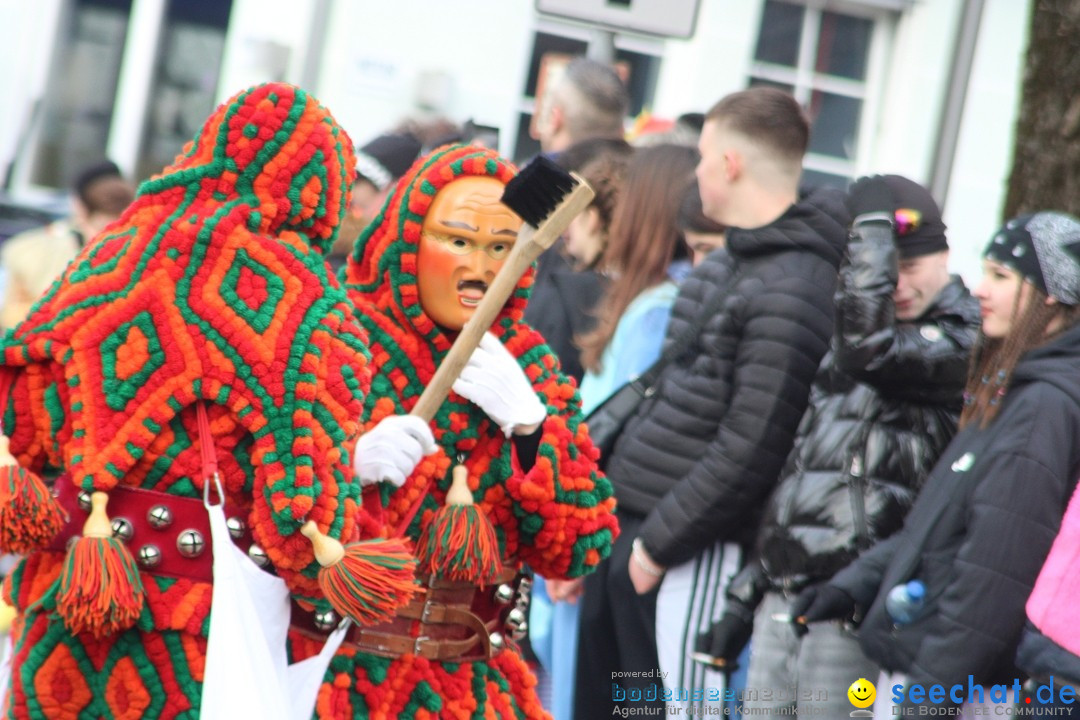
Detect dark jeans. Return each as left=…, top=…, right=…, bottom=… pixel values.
left=573, top=510, right=665, bottom=719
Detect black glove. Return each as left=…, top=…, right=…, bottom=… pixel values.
left=789, top=583, right=857, bottom=637
left=845, top=175, right=894, bottom=220
left=693, top=610, right=754, bottom=668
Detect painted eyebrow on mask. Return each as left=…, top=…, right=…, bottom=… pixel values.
left=441, top=220, right=518, bottom=237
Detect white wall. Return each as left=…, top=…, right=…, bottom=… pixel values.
left=869, top=0, right=963, bottom=181
left=651, top=0, right=764, bottom=117
left=942, top=0, right=1033, bottom=287
left=0, top=0, right=64, bottom=197
left=216, top=0, right=318, bottom=101
left=316, top=0, right=535, bottom=157
left=0, top=0, right=1035, bottom=263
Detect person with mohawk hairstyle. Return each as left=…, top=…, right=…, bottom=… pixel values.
left=0, top=82, right=375, bottom=719
left=291, top=143, right=618, bottom=719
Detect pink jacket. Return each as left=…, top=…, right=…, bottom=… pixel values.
left=1027, top=477, right=1080, bottom=656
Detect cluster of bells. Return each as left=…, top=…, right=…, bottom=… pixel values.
left=79, top=489, right=535, bottom=655
left=74, top=490, right=265, bottom=568
left=490, top=575, right=532, bottom=652
left=309, top=576, right=535, bottom=654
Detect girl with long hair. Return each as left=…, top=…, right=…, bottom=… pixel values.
left=527, top=141, right=631, bottom=720
left=534, top=144, right=698, bottom=720
left=577, top=143, right=698, bottom=402
left=791, top=212, right=1080, bottom=715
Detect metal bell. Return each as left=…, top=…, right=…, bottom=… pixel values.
left=510, top=622, right=528, bottom=641
left=493, top=583, right=514, bottom=604
left=226, top=516, right=246, bottom=540
left=248, top=543, right=269, bottom=567
left=147, top=504, right=173, bottom=529
left=138, top=544, right=162, bottom=569
left=518, top=576, right=532, bottom=594
left=489, top=631, right=505, bottom=652
left=176, top=529, right=206, bottom=558
left=77, top=490, right=93, bottom=512
left=505, top=608, right=526, bottom=631
left=110, top=517, right=134, bottom=543
left=313, top=610, right=338, bottom=632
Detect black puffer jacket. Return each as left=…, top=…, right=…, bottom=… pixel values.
left=727, top=220, right=980, bottom=605
left=607, top=188, right=848, bottom=567
left=829, top=321, right=1080, bottom=695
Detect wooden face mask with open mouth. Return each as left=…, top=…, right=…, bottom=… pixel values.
left=417, top=176, right=523, bottom=331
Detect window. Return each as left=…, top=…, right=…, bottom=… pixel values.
left=513, top=27, right=661, bottom=162
left=136, top=0, right=232, bottom=181
left=28, top=0, right=133, bottom=189
left=749, top=0, right=886, bottom=189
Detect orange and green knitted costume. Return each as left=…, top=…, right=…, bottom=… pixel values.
left=289, top=144, right=619, bottom=719
left=0, top=82, right=370, bottom=719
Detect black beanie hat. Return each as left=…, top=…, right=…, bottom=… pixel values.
left=984, top=212, right=1080, bottom=305
left=354, top=133, right=422, bottom=191
left=881, top=175, right=948, bottom=259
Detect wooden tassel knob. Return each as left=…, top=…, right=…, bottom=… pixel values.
left=445, top=465, right=473, bottom=507
left=301, top=520, right=345, bottom=567
left=82, top=491, right=113, bottom=539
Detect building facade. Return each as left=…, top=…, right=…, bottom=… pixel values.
left=0, top=0, right=1031, bottom=282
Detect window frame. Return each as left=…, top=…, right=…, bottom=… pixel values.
left=749, top=0, right=896, bottom=186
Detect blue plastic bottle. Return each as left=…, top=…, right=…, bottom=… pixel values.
left=885, top=580, right=926, bottom=625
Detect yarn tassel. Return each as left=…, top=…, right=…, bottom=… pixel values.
left=0, top=434, right=66, bottom=553
left=57, top=491, right=145, bottom=638
left=416, top=465, right=501, bottom=585
left=301, top=521, right=419, bottom=627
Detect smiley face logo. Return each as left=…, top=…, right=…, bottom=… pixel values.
left=848, top=678, right=876, bottom=709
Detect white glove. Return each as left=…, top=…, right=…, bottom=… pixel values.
left=353, top=415, right=437, bottom=487
left=452, top=332, right=547, bottom=437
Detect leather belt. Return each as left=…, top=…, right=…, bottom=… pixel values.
left=46, top=473, right=254, bottom=583
left=291, top=565, right=526, bottom=662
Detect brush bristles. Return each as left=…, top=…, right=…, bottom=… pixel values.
left=501, top=155, right=579, bottom=227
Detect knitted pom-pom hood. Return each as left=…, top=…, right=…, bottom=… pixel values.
left=149, top=81, right=356, bottom=254
left=343, top=144, right=530, bottom=354
left=0, top=82, right=371, bottom=606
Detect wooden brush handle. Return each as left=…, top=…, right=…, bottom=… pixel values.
left=410, top=177, right=594, bottom=422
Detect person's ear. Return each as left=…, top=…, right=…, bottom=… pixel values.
left=724, top=148, right=742, bottom=182
left=1045, top=295, right=1059, bottom=306
left=549, top=104, right=565, bottom=135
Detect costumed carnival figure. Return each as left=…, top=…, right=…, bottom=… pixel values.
left=287, top=144, right=618, bottom=719
left=0, top=82, right=381, bottom=718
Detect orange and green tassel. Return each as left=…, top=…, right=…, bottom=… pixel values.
left=301, top=520, right=419, bottom=626
left=416, top=464, right=501, bottom=585
left=0, top=434, right=66, bottom=554
left=57, top=491, right=145, bottom=637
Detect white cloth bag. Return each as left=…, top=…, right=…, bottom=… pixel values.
left=199, top=476, right=348, bottom=720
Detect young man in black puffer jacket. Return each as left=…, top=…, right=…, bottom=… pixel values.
left=573, top=87, right=849, bottom=719
left=697, top=175, right=980, bottom=717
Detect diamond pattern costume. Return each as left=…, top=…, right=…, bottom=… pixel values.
left=0, top=82, right=370, bottom=719
left=287, top=144, right=618, bottom=719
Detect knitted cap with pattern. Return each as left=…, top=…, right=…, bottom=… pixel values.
left=984, top=211, right=1080, bottom=305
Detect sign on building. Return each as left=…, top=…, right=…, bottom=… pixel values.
left=535, top=0, right=702, bottom=39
